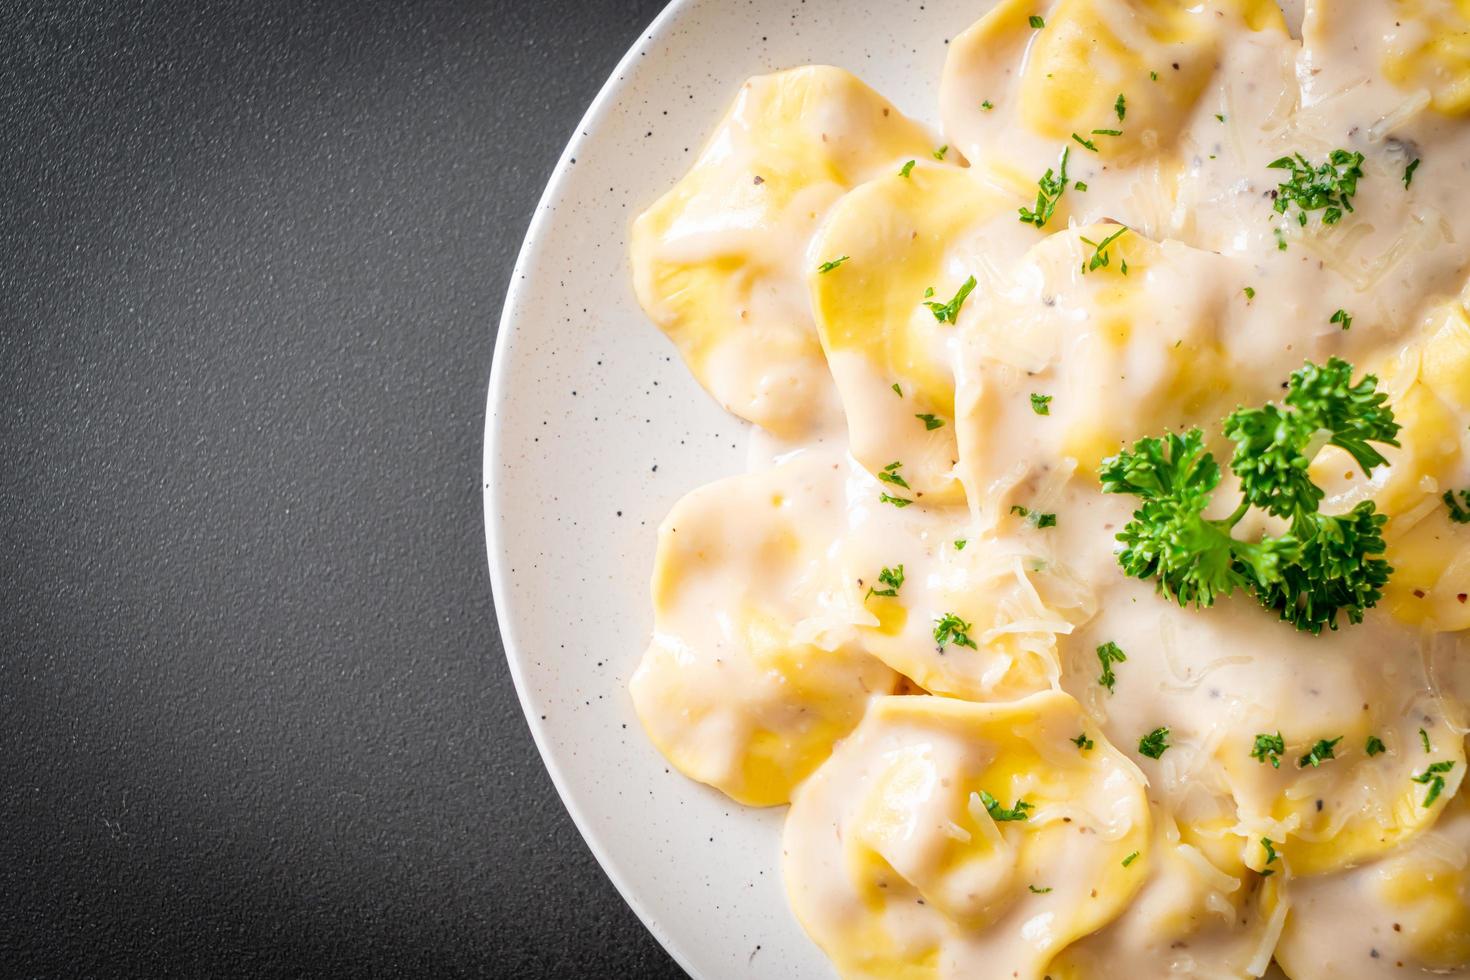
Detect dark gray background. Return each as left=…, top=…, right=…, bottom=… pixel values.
left=0, top=0, right=686, bottom=976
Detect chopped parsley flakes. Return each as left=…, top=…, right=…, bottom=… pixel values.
left=899, top=159, right=916, bottom=178
left=1444, top=489, right=1470, bottom=524
left=1268, top=149, right=1365, bottom=227
left=923, top=276, right=978, bottom=324
left=1096, top=641, right=1128, bottom=692
left=980, top=789, right=1033, bottom=821
left=1251, top=731, right=1285, bottom=769
left=1366, top=734, right=1387, bottom=756
left=1114, top=92, right=1126, bottom=121
left=1330, top=308, right=1352, bottom=331
left=1298, top=736, right=1343, bottom=768
left=877, top=460, right=909, bottom=490
left=1019, top=146, right=1070, bottom=228
left=866, top=564, right=905, bottom=600
left=934, top=613, right=978, bottom=649
left=1028, top=14, right=1046, bottom=28
left=1413, top=761, right=1455, bottom=807
left=1404, top=158, right=1420, bottom=188
left=1010, top=505, right=1056, bottom=528
left=1072, top=732, right=1094, bottom=751
left=1080, top=226, right=1128, bottom=274
left=1122, top=851, right=1140, bottom=867
left=1030, top=393, right=1052, bottom=415
left=932, top=144, right=949, bottom=161
left=1138, top=726, right=1171, bottom=759
left=1260, top=838, right=1279, bottom=876
left=817, top=255, right=849, bottom=274
left=915, top=413, right=945, bottom=430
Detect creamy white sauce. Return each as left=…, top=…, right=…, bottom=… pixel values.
left=629, top=1, right=1470, bottom=976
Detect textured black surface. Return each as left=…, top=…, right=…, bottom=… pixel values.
left=0, top=0, right=683, bottom=976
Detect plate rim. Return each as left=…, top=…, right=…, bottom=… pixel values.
left=481, top=0, right=700, bottom=975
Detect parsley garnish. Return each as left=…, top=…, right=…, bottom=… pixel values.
left=1149, top=70, right=1159, bottom=81
left=980, top=789, right=1032, bottom=821
left=1244, top=286, right=1256, bottom=300
left=1444, top=489, right=1470, bottom=523
left=1274, top=227, right=1288, bottom=251
left=954, top=539, right=967, bottom=550
left=1080, top=226, right=1128, bottom=273
left=892, top=382, right=903, bottom=396
left=1031, top=393, right=1052, bottom=415
left=1092, top=128, right=1122, bottom=137
left=1366, top=734, right=1386, bottom=756
left=866, top=564, right=905, bottom=600
left=1413, top=761, right=1455, bottom=807
left=1028, top=14, right=1046, bottom=28
left=1028, top=884, right=1053, bottom=893
left=878, top=462, right=913, bottom=507
left=1074, top=180, right=1088, bottom=192
left=1114, top=93, right=1126, bottom=121
left=1072, top=132, right=1099, bottom=152
left=1072, top=732, right=1094, bottom=751
left=934, top=613, right=977, bottom=649
left=981, top=100, right=994, bottom=111
left=1010, top=505, right=1055, bottom=528
left=1330, top=308, right=1352, bottom=331
left=1100, top=358, right=1399, bottom=633
left=933, top=144, right=949, bottom=161
left=877, top=461, right=909, bottom=489
left=1298, top=736, right=1342, bottom=768
left=899, top=159, right=916, bottom=178
left=1420, top=728, right=1432, bottom=753
left=1260, top=838, right=1279, bottom=876
left=1019, top=147, right=1070, bottom=228
left=1215, top=113, right=1226, bottom=123
left=1122, top=851, right=1140, bottom=867
left=1138, top=727, right=1171, bottom=759
left=916, top=413, right=945, bottom=430
left=817, top=255, right=849, bottom=274
left=1268, top=149, right=1365, bottom=226
left=923, top=276, right=977, bottom=324
left=1404, top=158, right=1420, bottom=188
left=1251, top=731, right=1285, bottom=769
left=1096, top=641, right=1127, bottom=692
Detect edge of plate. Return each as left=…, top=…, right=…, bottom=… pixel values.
left=482, top=1, right=702, bottom=976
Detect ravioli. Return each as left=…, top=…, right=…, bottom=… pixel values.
left=955, top=223, right=1295, bottom=505
left=630, top=66, right=938, bottom=436
left=808, top=164, right=1029, bottom=502
left=626, top=0, right=1470, bottom=973
left=941, top=0, right=1287, bottom=178
left=629, top=451, right=900, bottom=806
left=1275, top=788, right=1470, bottom=979
left=783, top=692, right=1150, bottom=979
left=1047, top=818, right=1286, bottom=979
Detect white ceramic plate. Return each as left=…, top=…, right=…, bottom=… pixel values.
left=485, top=2, right=991, bottom=976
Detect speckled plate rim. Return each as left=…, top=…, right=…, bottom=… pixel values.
left=484, top=0, right=701, bottom=973
left=483, top=3, right=984, bottom=977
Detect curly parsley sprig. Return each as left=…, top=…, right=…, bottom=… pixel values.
left=1100, top=358, right=1398, bottom=634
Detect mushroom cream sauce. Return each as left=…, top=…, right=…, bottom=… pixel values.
left=626, top=1, right=1470, bottom=977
